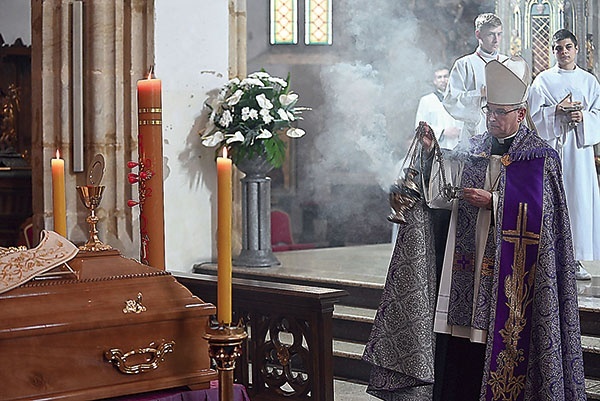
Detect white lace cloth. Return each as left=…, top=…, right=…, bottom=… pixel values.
left=0, top=230, right=79, bottom=294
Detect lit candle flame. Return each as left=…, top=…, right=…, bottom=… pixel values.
left=55, top=149, right=61, bottom=159
left=147, top=65, right=154, bottom=80
left=222, top=147, right=228, bottom=159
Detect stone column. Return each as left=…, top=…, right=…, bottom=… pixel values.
left=31, top=0, right=154, bottom=256
left=229, top=0, right=247, bottom=256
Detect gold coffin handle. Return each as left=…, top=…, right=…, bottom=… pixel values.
left=105, top=340, right=175, bottom=375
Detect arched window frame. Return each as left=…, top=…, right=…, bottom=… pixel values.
left=270, top=0, right=332, bottom=45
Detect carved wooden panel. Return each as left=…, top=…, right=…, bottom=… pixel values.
left=0, top=37, right=31, bottom=159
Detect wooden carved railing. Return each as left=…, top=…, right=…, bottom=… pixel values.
left=175, top=272, right=348, bottom=401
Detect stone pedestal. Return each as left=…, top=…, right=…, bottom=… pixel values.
left=233, top=155, right=280, bottom=267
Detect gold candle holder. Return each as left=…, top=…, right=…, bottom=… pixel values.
left=76, top=185, right=112, bottom=252
left=203, top=322, right=247, bottom=401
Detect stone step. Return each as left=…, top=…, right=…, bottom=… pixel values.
left=586, top=378, right=600, bottom=400
left=333, top=305, right=376, bottom=343
left=334, top=304, right=377, bottom=322
left=580, top=304, right=600, bottom=337
left=583, top=335, right=600, bottom=379
left=334, top=379, right=379, bottom=400
left=192, top=262, right=383, bottom=309
left=333, top=339, right=370, bottom=384
left=331, top=330, right=600, bottom=386
left=333, top=377, right=600, bottom=401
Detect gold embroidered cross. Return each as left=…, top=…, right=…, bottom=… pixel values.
left=502, top=202, right=540, bottom=254
left=488, top=202, right=541, bottom=400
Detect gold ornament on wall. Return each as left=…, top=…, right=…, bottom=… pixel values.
left=0, top=84, right=20, bottom=152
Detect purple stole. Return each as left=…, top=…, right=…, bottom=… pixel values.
left=485, top=156, right=544, bottom=401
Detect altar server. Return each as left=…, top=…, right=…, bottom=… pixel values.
left=415, top=67, right=463, bottom=150
left=443, top=13, right=508, bottom=146
left=528, top=28, right=600, bottom=280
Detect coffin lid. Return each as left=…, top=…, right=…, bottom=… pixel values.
left=0, top=249, right=215, bottom=339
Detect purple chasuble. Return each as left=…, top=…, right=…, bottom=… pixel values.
left=364, top=125, right=586, bottom=401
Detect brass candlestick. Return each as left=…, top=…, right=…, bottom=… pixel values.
left=76, top=185, right=112, bottom=251
left=203, top=322, right=247, bottom=401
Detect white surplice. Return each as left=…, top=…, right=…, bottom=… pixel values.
left=415, top=91, right=463, bottom=150
left=426, top=153, right=502, bottom=343
left=528, top=65, right=600, bottom=261
left=443, top=47, right=508, bottom=147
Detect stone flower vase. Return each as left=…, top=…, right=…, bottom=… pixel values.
left=233, top=153, right=280, bottom=267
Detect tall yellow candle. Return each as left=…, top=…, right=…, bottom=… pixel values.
left=217, top=147, right=233, bottom=325
left=51, top=150, right=67, bottom=237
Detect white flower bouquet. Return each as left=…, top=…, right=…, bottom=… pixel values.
left=201, top=71, right=309, bottom=169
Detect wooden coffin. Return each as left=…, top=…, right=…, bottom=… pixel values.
left=0, top=249, right=216, bottom=401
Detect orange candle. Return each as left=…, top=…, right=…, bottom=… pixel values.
left=137, top=70, right=165, bottom=269
left=217, top=147, right=233, bottom=324
left=51, top=150, right=67, bottom=237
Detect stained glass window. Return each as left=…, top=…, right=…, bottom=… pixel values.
left=305, top=0, right=332, bottom=45
left=270, top=0, right=298, bottom=45
left=530, top=1, right=552, bottom=76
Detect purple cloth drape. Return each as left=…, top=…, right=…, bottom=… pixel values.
left=106, top=382, right=250, bottom=401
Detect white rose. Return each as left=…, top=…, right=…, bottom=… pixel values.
left=260, top=108, right=274, bottom=124
left=219, top=110, right=233, bottom=127
left=249, top=71, right=270, bottom=79
left=269, top=77, right=288, bottom=87
left=242, top=107, right=259, bottom=121
left=242, top=77, right=264, bottom=87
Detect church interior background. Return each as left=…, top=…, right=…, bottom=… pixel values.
left=0, top=0, right=599, bottom=267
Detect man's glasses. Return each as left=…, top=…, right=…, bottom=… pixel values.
left=482, top=105, right=521, bottom=117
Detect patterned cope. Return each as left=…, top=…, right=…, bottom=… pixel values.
left=363, top=126, right=586, bottom=401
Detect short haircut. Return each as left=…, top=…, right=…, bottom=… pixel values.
left=552, top=29, right=578, bottom=48
left=475, top=13, right=502, bottom=31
